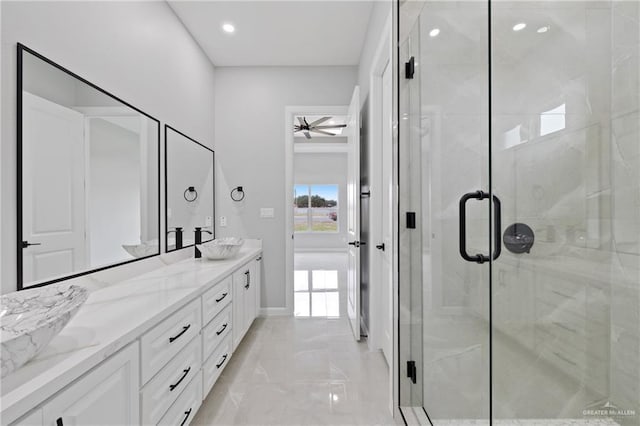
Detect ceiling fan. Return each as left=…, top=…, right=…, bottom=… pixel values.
left=294, top=116, right=347, bottom=139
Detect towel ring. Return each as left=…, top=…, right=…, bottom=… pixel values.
left=184, top=186, right=198, bottom=202
left=231, top=186, right=245, bottom=202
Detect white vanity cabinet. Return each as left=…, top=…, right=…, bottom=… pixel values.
left=3, top=247, right=263, bottom=426
left=232, top=256, right=261, bottom=350
left=42, top=343, right=139, bottom=426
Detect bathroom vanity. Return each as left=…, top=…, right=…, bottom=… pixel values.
left=1, top=241, right=262, bottom=426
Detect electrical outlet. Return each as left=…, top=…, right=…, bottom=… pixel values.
left=220, top=216, right=227, bottom=227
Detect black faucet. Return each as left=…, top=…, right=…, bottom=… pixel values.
left=167, top=227, right=183, bottom=250
left=194, top=227, right=213, bottom=258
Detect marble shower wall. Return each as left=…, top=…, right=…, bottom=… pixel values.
left=610, top=0, right=640, bottom=417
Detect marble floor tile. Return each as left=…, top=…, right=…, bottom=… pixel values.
left=193, top=252, right=393, bottom=426
left=192, top=317, right=394, bottom=426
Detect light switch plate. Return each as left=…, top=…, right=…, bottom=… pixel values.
left=205, top=216, right=212, bottom=226
left=220, top=216, right=227, bottom=227
left=260, top=208, right=275, bottom=218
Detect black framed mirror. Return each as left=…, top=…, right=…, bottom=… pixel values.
left=164, top=125, right=215, bottom=252
left=17, top=44, right=161, bottom=290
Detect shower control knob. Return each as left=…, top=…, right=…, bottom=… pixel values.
left=503, top=223, right=535, bottom=254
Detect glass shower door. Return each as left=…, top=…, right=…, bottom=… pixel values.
left=398, top=0, right=492, bottom=423
left=398, top=0, right=640, bottom=424
left=491, top=1, right=640, bottom=423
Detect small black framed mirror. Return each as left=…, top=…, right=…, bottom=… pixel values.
left=164, top=125, right=215, bottom=252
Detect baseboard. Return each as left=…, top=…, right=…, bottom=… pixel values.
left=259, top=307, right=291, bottom=317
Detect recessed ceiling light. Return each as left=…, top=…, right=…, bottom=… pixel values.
left=513, top=22, right=527, bottom=31
left=429, top=28, right=440, bottom=37
left=537, top=26, right=549, bottom=33
left=222, top=23, right=235, bottom=34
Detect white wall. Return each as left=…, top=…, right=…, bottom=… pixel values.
left=293, top=152, right=348, bottom=251
left=1, top=1, right=216, bottom=294
left=357, top=0, right=392, bottom=108
left=214, top=66, right=357, bottom=309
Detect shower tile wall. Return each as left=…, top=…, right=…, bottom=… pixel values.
left=610, top=0, right=640, bottom=416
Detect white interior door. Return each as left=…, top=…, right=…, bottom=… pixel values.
left=346, top=86, right=361, bottom=341
left=22, top=92, right=86, bottom=285
left=380, top=63, right=393, bottom=363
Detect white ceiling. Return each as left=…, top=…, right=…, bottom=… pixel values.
left=167, top=1, right=375, bottom=67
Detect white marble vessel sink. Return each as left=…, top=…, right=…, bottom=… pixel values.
left=1, top=284, right=88, bottom=377
left=197, top=237, right=244, bottom=260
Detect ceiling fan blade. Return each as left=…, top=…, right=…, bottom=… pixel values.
left=304, top=131, right=312, bottom=139
left=312, top=124, right=347, bottom=130
left=307, top=116, right=331, bottom=127
left=311, top=129, right=337, bottom=136
left=297, top=117, right=306, bottom=127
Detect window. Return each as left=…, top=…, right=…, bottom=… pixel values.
left=293, top=184, right=338, bottom=232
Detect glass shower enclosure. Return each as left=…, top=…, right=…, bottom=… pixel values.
left=397, top=0, right=640, bottom=424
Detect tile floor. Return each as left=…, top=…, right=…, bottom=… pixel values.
left=192, top=252, right=394, bottom=425
left=192, top=317, right=394, bottom=425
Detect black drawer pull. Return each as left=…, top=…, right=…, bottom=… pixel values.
left=216, top=354, right=228, bottom=369
left=215, top=292, right=228, bottom=303
left=180, top=408, right=192, bottom=426
left=169, top=324, right=191, bottom=343
left=169, top=367, right=191, bottom=391
left=244, top=270, right=250, bottom=289
left=56, top=418, right=63, bottom=426
left=216, top=323, right=228, bottom=335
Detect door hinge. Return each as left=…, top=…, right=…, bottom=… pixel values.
left=406, top=212, right=416, bottom=229
left=405, top=57, right=415, bottom=79
left=407, top=360, right=417, bottom=384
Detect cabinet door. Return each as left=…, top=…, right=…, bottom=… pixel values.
left=244, top=261, right=257, bottom=330
left=232, top=268, right=246, bottom=350
left=42, top=343, right=139, bottom=426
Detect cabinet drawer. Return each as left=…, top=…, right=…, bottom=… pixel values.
left=141, top=299, right=201, bottom=384
left=202, top=305, right=232, bottom=361
left=157, top=371, right=202, bottom=426
left=141, top=336, right=201, bottom=425
left=202, top=276, right=232, bottom=326
left=202, top=335, right=233, bottom=399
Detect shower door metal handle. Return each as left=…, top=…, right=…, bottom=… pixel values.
left=492, top=195, right=502, bottom=260
left=459, top=190, right=502, bottom=263
left=459, top=191, right=490, bottom=264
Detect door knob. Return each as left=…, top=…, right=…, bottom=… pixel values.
left=22, top=241, right=42, bottom=248
left=348, top=241, right=360, bottom=248
left=376, top=243, right=385, bottom=251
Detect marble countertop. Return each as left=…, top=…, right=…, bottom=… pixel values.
left=0, top=241, right=262, bottom=424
